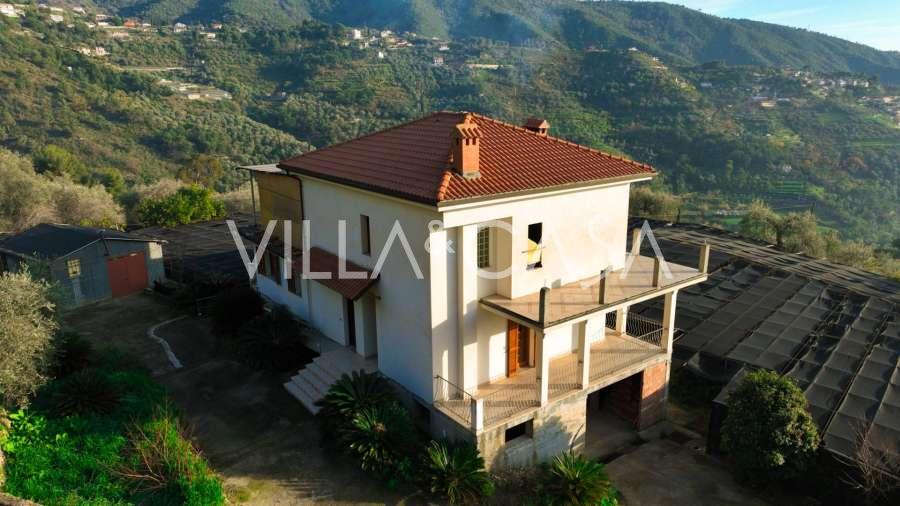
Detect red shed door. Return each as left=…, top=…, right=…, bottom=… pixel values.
left=106, top=251, right=148, bottom=297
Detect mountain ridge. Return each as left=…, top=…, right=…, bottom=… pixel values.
left=90, top=0, right=900, bottom=83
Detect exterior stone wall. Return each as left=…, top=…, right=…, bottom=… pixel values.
left=476, top=390, right=589, bottom=470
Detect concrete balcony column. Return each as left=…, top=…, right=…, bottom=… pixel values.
left=470, top=397, right=484, bottom=432
left=577, top=320, right=590, bottom=389
left=536, top=330, right=549, bottom=406
left=615, top=306, right=628, bottom=335
left=661, top=290, right=678, bottom=356
left=457, top=223, right=479, bottom=391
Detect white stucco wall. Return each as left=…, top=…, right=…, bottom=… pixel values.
left=441, top=181, right=635, bottom=387
left=300, top=176, right=441, bottom=401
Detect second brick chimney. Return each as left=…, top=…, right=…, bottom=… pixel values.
left=453, top=115, right=480, bottom=178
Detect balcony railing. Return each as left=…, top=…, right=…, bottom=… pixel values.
left=433, top=312, right=666, bottom=432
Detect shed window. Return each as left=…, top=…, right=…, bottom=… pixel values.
left=526, top=223, right=543, bottom=270
left=477, top=226, right=490, bottom=268
left=67, top=258, right=81, bottom=278
left=360, top=215, right=371, bottom=256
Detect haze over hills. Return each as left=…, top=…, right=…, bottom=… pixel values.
left=91, top=0, right=900, bottom=83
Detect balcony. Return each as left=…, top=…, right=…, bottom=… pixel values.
left=481, top=252, right=707, bottom=329
left=433, top=313, right=667, bottom=431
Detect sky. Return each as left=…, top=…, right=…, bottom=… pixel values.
left=666, top=1, right=900, bottom=51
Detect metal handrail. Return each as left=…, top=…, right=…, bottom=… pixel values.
left=433, top=375, right=473, bottom=426
left=606, top=311, right=664, bottom=347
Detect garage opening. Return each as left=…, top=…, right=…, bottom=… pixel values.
left=584, top=373, right=643, bottom=460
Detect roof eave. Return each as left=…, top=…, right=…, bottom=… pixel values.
left=436, top=172, right=656, bottom=209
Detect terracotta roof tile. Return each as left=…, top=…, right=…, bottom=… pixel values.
left=297, top=247, right=376, bottom=300
left=278, top=112, right=655, bottom=205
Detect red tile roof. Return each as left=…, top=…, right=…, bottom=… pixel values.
left=278, top=112, right=655, bottom=205
left=295, top=247, right=376, bottom=300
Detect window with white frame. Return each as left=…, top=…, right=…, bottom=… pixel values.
left=476, top=226, right=490, bottom=268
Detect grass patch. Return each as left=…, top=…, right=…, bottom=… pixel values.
left=1, top=348, right=224, bottom=505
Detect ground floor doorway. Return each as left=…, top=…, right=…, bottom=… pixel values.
left=507, top=321, right=535, bottom=377
left=584, top=374, right=643, bottom=460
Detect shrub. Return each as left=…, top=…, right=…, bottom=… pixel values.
left=340, top=402, right=414, bottom=476
left=721, top=369, right=820, bottom=485
left=121, top=406, right=224, bottom=505
left=317, top=370, right=396, bottom=425
left=137, top=185, right=226, bottom=227
left=51, top=331, right=94, bottom=378
left=540, top=452, right=617, bottom=506
left=0, top=270, right=58, bottom=408
left=209, top=285, right=263, bottom=334
left=50, top=369, right=121, bottom=417
left=422, top=440, right=494, bottom=505
left=2, top=410, right=129, bottom=504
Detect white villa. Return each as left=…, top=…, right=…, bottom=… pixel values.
left=240, top=112, right=709, bottom=468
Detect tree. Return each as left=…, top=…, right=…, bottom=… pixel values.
left=0, top=270, right=59, bottom=408
left=722, top=370, right=820, bottom=485
left=179, top=154, right=224, bottom=187
left=844, top=422, right=900, bottom=504
left=629, top=185, right=681, bottom=222
left=33, top=144, right=87, bottom=180
left=739, top=200, right=779, bottom=244
left=136, top=185, right=226, bottom=227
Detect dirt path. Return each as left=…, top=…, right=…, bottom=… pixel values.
left=64, top=294, right=417, bottom=505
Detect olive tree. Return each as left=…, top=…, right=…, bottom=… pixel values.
left=722, top=369, right=820, bottom=485
left=0, top=270, right=58, bottom=408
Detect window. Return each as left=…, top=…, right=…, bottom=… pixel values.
left=504, top=419, right=533, bottom=443
left=526, top=223, right=543, bottom=270
left=476, top=226, right=490, bottom=268
left=67, top=258, right=81, bottom=278
left=360, top=215, right=371, bottom=256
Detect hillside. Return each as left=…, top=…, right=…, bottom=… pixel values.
left=0, top=7, right=897, bottom=249
left=90, top=0, right=900, bottom=84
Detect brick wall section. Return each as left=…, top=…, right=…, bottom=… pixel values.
left=637, top=361, right=669, bottom=430
left=607, top=373, right=641, bottom=424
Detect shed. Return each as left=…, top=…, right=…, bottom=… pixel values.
left=0, top=224, right=165, bottom=307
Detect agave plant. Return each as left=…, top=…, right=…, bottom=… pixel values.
left=340, top=401, right=413, bottom=475
left=423, top=440, right=494, bottom=505
left=543, top=452, right=617, bottom=506
left=316, top=370, right=395, bottom=421
left=50, top=369, right=121, bottom=417
left=51, top=331, right=94, bottom=378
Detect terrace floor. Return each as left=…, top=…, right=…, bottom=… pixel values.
left=437, top=330, right=666, bottom=429
left=482, top=255, right=704, bottom=326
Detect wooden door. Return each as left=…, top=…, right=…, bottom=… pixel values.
left=518, top=325, right=532, bottom=367
left=106, top=252, right=148, bottom=298
left=507, top=320, right=519, bottom=377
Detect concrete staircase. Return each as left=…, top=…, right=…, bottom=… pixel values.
left=284, top=348, right=378, bottom=415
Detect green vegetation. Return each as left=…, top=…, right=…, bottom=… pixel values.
left=0, top=268, right=223, bottom=505
left=539, top=451, right=618, bottom=506
left=136, top=185, right=226, bottom=226
left=317, top=371, right=495, bottom=502
left=722, top=370, right=820, bottom=485
left=0, top=3, right=896, bottom=260
left=0, top=270, right=58, bottom=408
left=422, top=440, right=494, bottom=505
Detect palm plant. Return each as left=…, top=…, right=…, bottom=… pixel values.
left=316, top=370, right=395, bottom=421
left=542, top=452, right=617, bottom=506
left=423, top=440, right=494, bottom=505
left=340, top=401, right=413, bottom=475
left=50, top=369, right=121, bottom=416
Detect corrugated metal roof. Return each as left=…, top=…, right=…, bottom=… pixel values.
left=0, top=223, right=155, bottom=260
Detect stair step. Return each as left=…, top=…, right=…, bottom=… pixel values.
left=284, top=381, right=320, bottom=415
left=308, top=361, right=342, bottom=384
left=292, top=371, right=328, bottom=399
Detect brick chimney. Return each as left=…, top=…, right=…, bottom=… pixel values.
left=452, top=115, right=480, bottom=178
left=524, top=117, right=549, bottom=135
